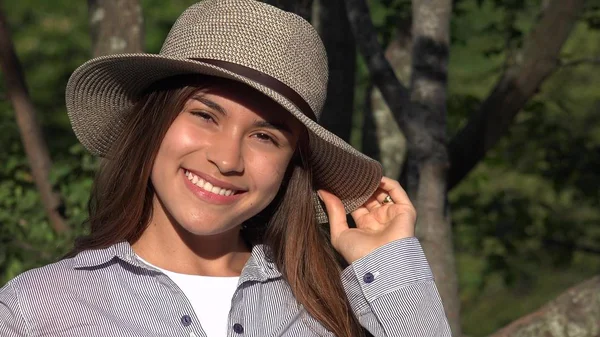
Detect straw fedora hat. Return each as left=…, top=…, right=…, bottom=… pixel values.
left=65, top=0, right=382, bottom=223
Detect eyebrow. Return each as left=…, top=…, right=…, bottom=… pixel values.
left=191, top=95, right=294, bottom=134
left=191, top=95, right=227, bottom=115
left=252, top=119, right=294, bottom=135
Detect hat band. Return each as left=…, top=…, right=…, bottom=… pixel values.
left=193, top=58, right=317, bottom=121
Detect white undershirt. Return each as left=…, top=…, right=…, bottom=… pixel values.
left=136, top=255, right=239, bottom=337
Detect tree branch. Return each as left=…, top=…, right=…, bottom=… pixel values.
left=0, top=3, right=68, bottom=233
left=448, top=0, right=586, bottom=190
left=11, top=239, right=53, bottom=261
left=489, top=276, right=600, bottom=337
left=559, top=57, right=600, bottom=68
left=364, top=24, right=412, bottom=177
left=344, top=0, right=411, bottom=133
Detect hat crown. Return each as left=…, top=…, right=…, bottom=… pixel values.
left=160, top=0, right=328, bottom=118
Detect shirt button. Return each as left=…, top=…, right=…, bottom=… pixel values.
left=233, top=323, right=244, bottom=334
left=181, top=315, right=192, bottom=326
left=363, top=272, right=375, bottom=284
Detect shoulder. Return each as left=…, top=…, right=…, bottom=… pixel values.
left=3, top=257, right=78, bottom=294
left=0, top=258, right=81, bottom=336
left=1, top=250, right=126, bottom=334
left=4, top=242, right=127, bottom=298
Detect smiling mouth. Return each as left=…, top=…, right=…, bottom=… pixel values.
left=184, top=170, right=239, bottom=196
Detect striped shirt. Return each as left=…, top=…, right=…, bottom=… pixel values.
left=0, top=237, right=451, bottom=336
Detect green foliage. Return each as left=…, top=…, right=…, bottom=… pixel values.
left=0, top=116, right=96, bottom=283
left=0, top=0, right=189, bottom=284
left=0, top=0, right=599, bottom=335
left=446, top=0, right=600, bottom=334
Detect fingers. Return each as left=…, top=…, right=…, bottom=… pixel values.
left=379, top=176, right=412, bottom=206
left=363, top=195, right=382, bottom=211
left=317, top=189, right=349, bottom=240
left=350, top=206, right=369, bottom=219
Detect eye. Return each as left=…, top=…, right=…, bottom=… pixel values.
left=253, top=132, right=279, bottom=146
left=189, top=111, right=215, bottom=123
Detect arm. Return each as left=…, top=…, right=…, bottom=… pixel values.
left=341, top=237, right=451, bottom=336
left=0, top=281, right=30, bottom=337
left=319, top=177, right=451, bottom=336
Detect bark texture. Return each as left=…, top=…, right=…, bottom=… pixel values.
left=313, top=0, right=355, bottom=142
left=448, top=0, right=585, bottom=189
left=407, top=0, right=460, bottom=335
left=347, top=0, right=460, bottom=334
left=88, top=0, right=144, bottom=57
left=345, top=0, right=411, bottom=131
left=366, top=24, right=411, bottom=178
left=0, top=5, right=68, bottom=233
left=490, top=276, right=600, bottom=337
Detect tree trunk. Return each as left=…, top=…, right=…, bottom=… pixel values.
left=366, top=23, right=411, bottom=178
left=264, top=0, right=313, bottom=21
left=447, top=0, right=585, bottom=190
left=88, top=0, right=144, bottom=57
left=0, top=3, right=68, bottom=233
left=489, top=276, right=600, bottom=337
left=407, top=0, right=460, bottom=335
left=362, top=83, right=380, bottom=161
left=313, top=0, right=355, bottom=142
left=346, top=0, right=460, bottom=334
left=344, top=0, right=411, bottom=132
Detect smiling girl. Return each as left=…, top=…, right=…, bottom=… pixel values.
left=0, top=1, right=451, bottom=336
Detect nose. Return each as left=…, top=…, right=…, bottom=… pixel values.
left=205, top=132, right=245, bottom=174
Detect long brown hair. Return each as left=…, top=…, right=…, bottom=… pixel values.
left=70, top=75, right=364, bottom=337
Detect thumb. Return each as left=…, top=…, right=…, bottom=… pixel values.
left=318, top=189, right=349, bottom=240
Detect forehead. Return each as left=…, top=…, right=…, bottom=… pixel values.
left=192, top=79, right=301, bottom=127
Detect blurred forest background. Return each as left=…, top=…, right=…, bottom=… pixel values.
left=1, top=0, right=599, bottom=336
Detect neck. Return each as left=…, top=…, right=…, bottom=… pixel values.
left=131, top=209, right=251, bottom=277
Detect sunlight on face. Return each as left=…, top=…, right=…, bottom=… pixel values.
left=150, top=80, right=304, bottom=237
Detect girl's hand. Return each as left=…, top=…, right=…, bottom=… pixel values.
left=318, top=176, right=416, bottom=264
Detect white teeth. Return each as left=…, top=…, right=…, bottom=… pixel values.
left=185, top=170, right=235, bottom=196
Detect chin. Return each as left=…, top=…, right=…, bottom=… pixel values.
left=181, top=225, right=234, bottom=237
left=177, top=214, right=241, bottom=237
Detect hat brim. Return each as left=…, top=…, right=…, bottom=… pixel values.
left=65, top=54, right=382, bottom=223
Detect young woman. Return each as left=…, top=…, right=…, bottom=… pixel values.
left=0, top=1, right=451, bottom=336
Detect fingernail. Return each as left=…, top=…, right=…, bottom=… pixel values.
left=317, top=190, right=324, bottom=201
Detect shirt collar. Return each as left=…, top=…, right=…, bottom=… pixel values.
left=72, top=241, right=283, bottom=281
left=239, top=244, right=282, bottom=283
left=72, top=241, right=135, bottom=269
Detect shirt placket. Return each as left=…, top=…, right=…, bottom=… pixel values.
left=133, top=257, right=207, bottom=337
left=229, top=281, right=252, bottom=337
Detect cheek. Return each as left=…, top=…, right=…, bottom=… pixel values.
left=248, top=153, right=292, bottom=193
left=151, top=121, right=199, bottom=185
left=161, top=124, right=199, bottom=154
left=154, top=120, right=208, bottom=168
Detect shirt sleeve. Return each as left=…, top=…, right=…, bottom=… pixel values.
left=341, top=237, right=452, bottom=337
left=0, top=281, right=30, bottom=337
